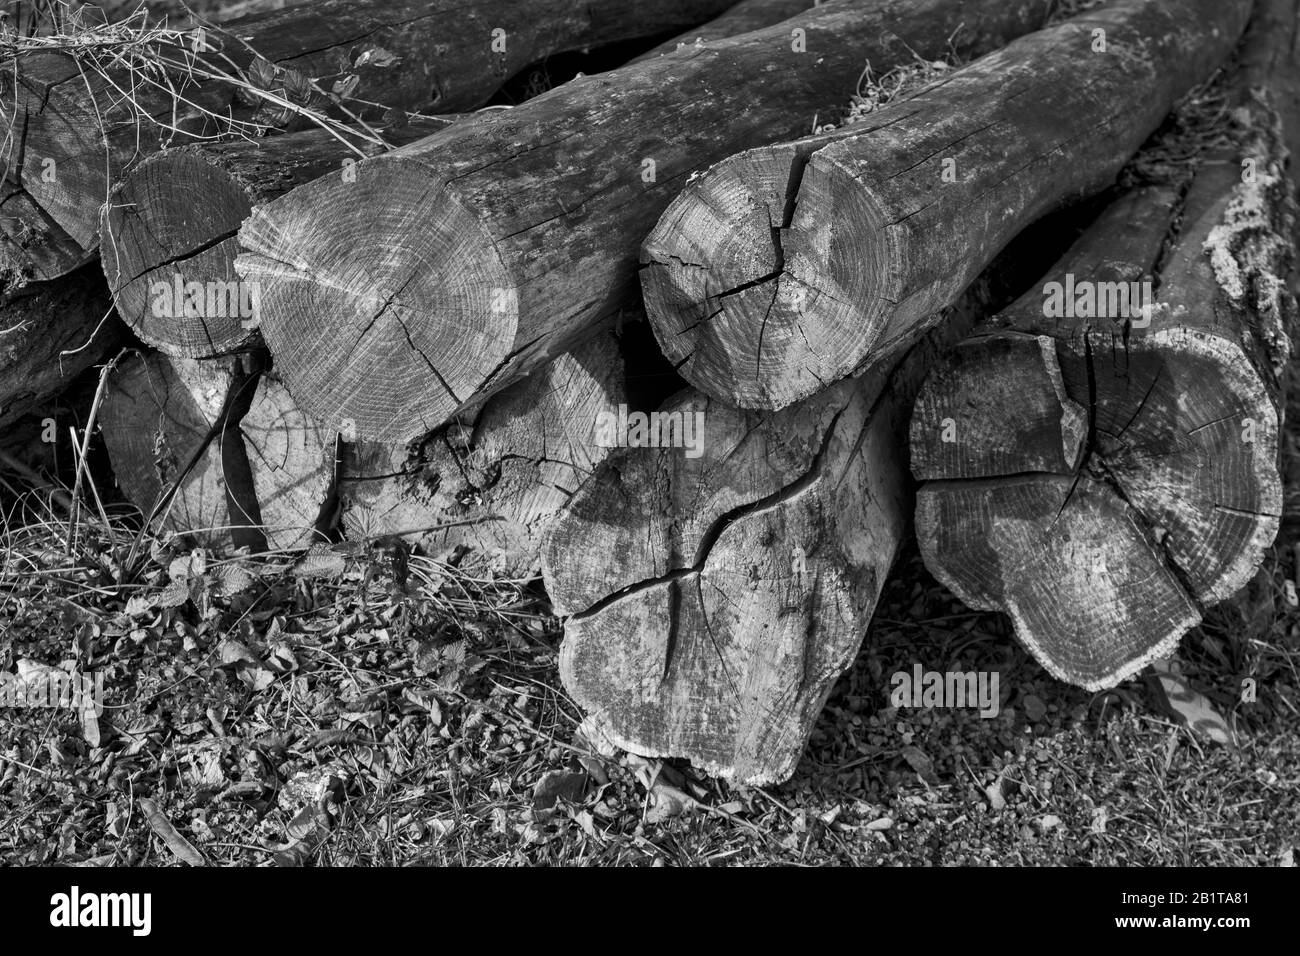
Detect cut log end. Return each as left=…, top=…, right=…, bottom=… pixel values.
left=641, top=147, right=897, bottom=410
left=235, top=159, right=516, bottom=443
left=542, top=379, right=908, bottom=784
left=101, top=151, right=256, bottom=358
left=101, top=351, right=259, bottom=551
left=916, top=475, right=1200, bottom=691
left=340, top=331, right=625, bottom=574
left=241, top=374, right=334, bottom=551
left=913, top=324, right=1282, bottom=687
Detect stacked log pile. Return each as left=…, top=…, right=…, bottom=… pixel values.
left=234, top=0, right=1053, bottom=443
left=4, top=0, right=1297, bottom=785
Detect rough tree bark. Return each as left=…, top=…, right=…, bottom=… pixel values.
left=0, top=265, right=121, bottom=429
left=632, top=0, right=815, bottom=61
left=100, top=117, right=454, bottom=357
left=101, top=350, right=265, bottom=552
left=1, top=0, right=739, bottom=279
left=235, top=0, right=1053, bottom=443
left=340, top=330, right=625, bottom=575
left=639, top=0, right=1252, bottom=411
left=909, top=7, right=1300, bottom=688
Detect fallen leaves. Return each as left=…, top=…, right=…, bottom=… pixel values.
left=1149, top=658, right=1240, bottom=747
left=139, top=797, right=207, bottom=866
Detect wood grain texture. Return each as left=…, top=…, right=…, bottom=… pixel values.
left=2, top=0, right=738, bottom=279
left=910, top=4, right=1300, bottom=689
left=241, top=372, right=334, bottom=551
left=641, top=0, right=1251, bottom=410
left=539, top=273, right=1020, bottom=783
left=340, top=331, right=625, bottom=575
left=100, top=117, right=454, bottom=357
left=101, top=351, right=263, bottom=551
left=236, top=0, right=1053, bottom=442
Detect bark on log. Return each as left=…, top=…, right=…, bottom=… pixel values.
left=640, top=0, right=1252, bottom=411
left=0, top=266, right=121, bottom=429
left=632, top=0, right=815, bottom=61
left=340, top=330, right=625, bottom=576
left=1, top=0, right=739, bottom=278
left=100, top=117, right=454, bottom=358
left=101, top=350, right=265, bottom=551
left=235, top=0, right=1054, bottom=443
left=909, top=10, right=1300, bottom=689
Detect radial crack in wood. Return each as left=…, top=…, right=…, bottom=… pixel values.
left=236, top=0, right=1055, bottom=442
left=642, top=0, right=1252, bottom=410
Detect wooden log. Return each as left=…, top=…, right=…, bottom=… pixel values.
left=100, top=116, right=454, bottom=358
left=235, top=0, right=1054, bottom=443
left=639, top=0, right=1252, bottom=411
left=101, top=350, right=266, bottom=551
left=632, top=0, right=815, bottom=61
left=532, top=222, right=1088, bottom=782
left=240, top=373, right=334, bottom=551
left=102, top=0, right=821, bottom=358
left=0, top=266, right=122, bottom=429
left=340, top=330, right=625, bottom=576
left=2, top=0, right=740, bottom=277
left=909, top=8, right=1300, bottom=689
left=0, top=184, right=93, bottom=288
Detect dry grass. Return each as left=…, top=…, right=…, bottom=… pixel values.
left=0, top=0, right=402, bottom=191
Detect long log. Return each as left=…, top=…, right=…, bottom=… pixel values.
left=2, top=0, right=740, bottom=280
left=101, top=351, right=265, bottom=551
left=639, top=0, right=1252, bottom=411
left=236, top=0, right=1055, bottom=443
left=0, top=265, right=122, bottom=429
left=100, top=0, right=824, bottom=358
left=100, top=117, right=454, bottom=358
left=341, top=330, right=625, bottom=575
left=909, top=5, right=1300, bottom=689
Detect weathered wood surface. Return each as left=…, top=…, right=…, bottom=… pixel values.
left=910, top=3, right=1300, bottom=689
left=241, top=372, right=334, bottom=551
left=100, top=117, right=454, bottom=357
left=538, top=268, right=1033, bottom=783
left=342, top=331, right=625, bottom=575
left=102, top=0, right=832, bottom=357
left=236, top=0, right=1053, bottom=443
left=640, top=0, right=1252, bottom=411
left=0, top=266, right=121, bottom=429
left=101, top=351, right=264, bottom=551
left=2, top=0, right=738, bottom=280
left=0, top=183, right=92, bottom=288
left=632, top=0, right=816, bottom=61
